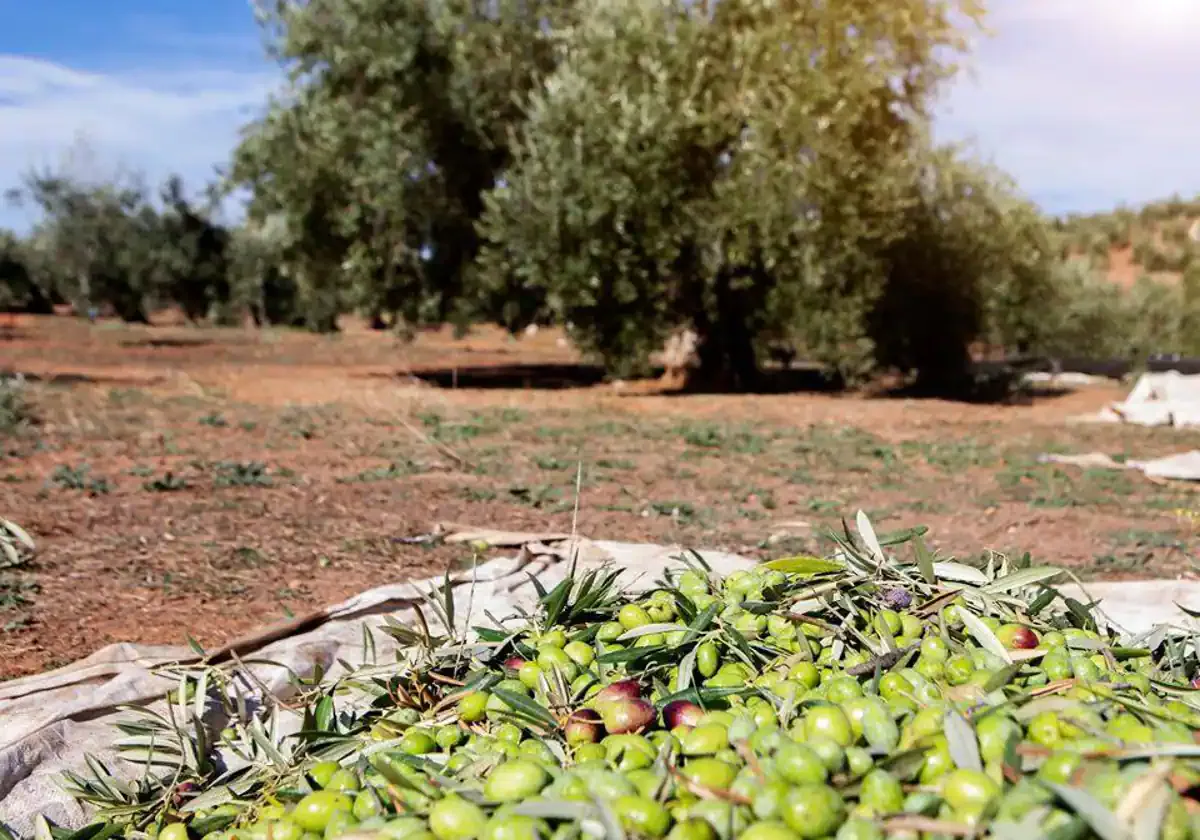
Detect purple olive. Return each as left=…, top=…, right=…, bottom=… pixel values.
left=662, top=700, right=704, bottom=730
left=504, top=656, right=528, bottom=672
left=595, top=679, right=643, bottom=707
left=564, top=708, right=604, bottom=744
left=601, top=698, right=656, bottom=734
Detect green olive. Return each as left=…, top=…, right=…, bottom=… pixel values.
left=483, top=760, right=550, bottom=802
left=858, top=769, right=904, bottom=814
left=738, top=822, right=800, bottom=840
left=803, top=705, right=854, bottom=747
left=323, top=811, right=358, bottom=840
left=681, top=757, right=738, bottom=789
left=482, top=815, right=546, bottom=840
left=323, top=770, right=360, bottom=794
left=458, top=692, right=489, bottom=723
left=1037, top=751, right=1083, bottom=785
left=845, top=746, right=874, bottom=777
left=788, top=661, right=820, bottom=689
left=751, top=781, right=791, bottom=820
left=696, top=641, right=721, bottom=678
left=667, top=819, right=715, bottom=840
left=605, top=734, right=657, bottom=771
left=562, top=640, right=595, bottom=667
left=973, top=713, right=1019, bottom=764
left=292, top=791, right=353, bottom=834
left=824, top=676, right=864, bottom=704
left=781, top=784, right=846, bottom=839
left=612, top=796, right=670, bottom=838
left=429, top=797, right=488, bottom=840
left=618, top=604, right=653, bottom=630
left=834, top=819, right=883, bottom=840
left=940, top=768, right=1000, bottom=821
left=680, top=723, right=729, bottom=756
left=804, top=735, right=847, bottom=774
left=399, top=728, right=437, bottom=755
left=775, top=742, right=828, bottom=785
left=308, top=761, right=341, bottom=790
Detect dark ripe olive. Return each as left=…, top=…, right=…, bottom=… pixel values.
left=565, top=708, right=603, bottom=744
left=995, top=623, right=1039, bottom=650
left=595, top=679, right=643, bottom=707
left=663, top=700, right=705, bottom=730
left=601, top=698, right=656, bottom=734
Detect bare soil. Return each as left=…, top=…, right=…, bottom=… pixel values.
left=1, top=315, right=1198, bottom=679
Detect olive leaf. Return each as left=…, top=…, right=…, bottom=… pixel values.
left=1044, top=783, right=1133, bottom=840
left=958, top=608, right=1014, bottom=664
left=944, top=710, right=983, bottom=772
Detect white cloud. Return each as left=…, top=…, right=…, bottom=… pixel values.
left=937, top=0, right=1200, bottom=213
left=0, top=55, right=277, bottom=229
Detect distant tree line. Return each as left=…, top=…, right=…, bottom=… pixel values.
left=3, top=0, right=1200, bottom=392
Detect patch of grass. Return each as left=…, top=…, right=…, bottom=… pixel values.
left=506, top=484, right=562, bottom=508
left=49, top=463, right=111, bottom=495
left=127, top=464, right=155, bottom=477
left=279, top=407, right=327, bottom=439
left=905, top=439, right=998, bottom=471
left=675, top=421, right=770, bottom=454
left=0, top=377, right=35, bottom=438
left=144, top=472, right=190, bottom=492
left=795, top=426, right=895, bottom=472
left=738, top=486, right=777, bottom=510
left=534, top=425, right=573, bottom=441
left=340, top=459, right=423, bottom=483
left=533, top=454, right=571, bottom=471
left=213, top=461, right=274, bottom=488
left=463, top=487, right=498, bottom=502
left=595, top=457, right=635, bottom=470
left=198, top=412, right=228, bottom=428
left=418, top=409, right=503, bottom=443
left=1108, top=527, right=1187, bottom=549
left=106, top=387, right=146, bottom=407
left=645, top=500, right=697, bottom=523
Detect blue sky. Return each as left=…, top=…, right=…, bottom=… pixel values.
left=1, top=0, right=1198, bottom=231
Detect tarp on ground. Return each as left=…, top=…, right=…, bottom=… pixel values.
left=3, top=527, right=1200, bottom=834
left=1091, top=371, right=1200, bottom=428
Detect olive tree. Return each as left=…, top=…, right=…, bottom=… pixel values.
left=230, top=0, right=580, bottom=332
left=475, top=0, right=991, bottom=388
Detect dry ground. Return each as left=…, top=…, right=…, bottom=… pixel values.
left=1, top=315, right=1198, bottom=679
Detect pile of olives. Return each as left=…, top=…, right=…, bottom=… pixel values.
left=62, top=560, right=1200, bottom=840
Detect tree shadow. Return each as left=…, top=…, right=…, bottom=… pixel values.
left=0, top=368, right=167, bottom=387
left=404, top=363, right=614, bottom=390
left=118, top=336, right=216, bottom=349
left=396, top=362, right=846, bottom=394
